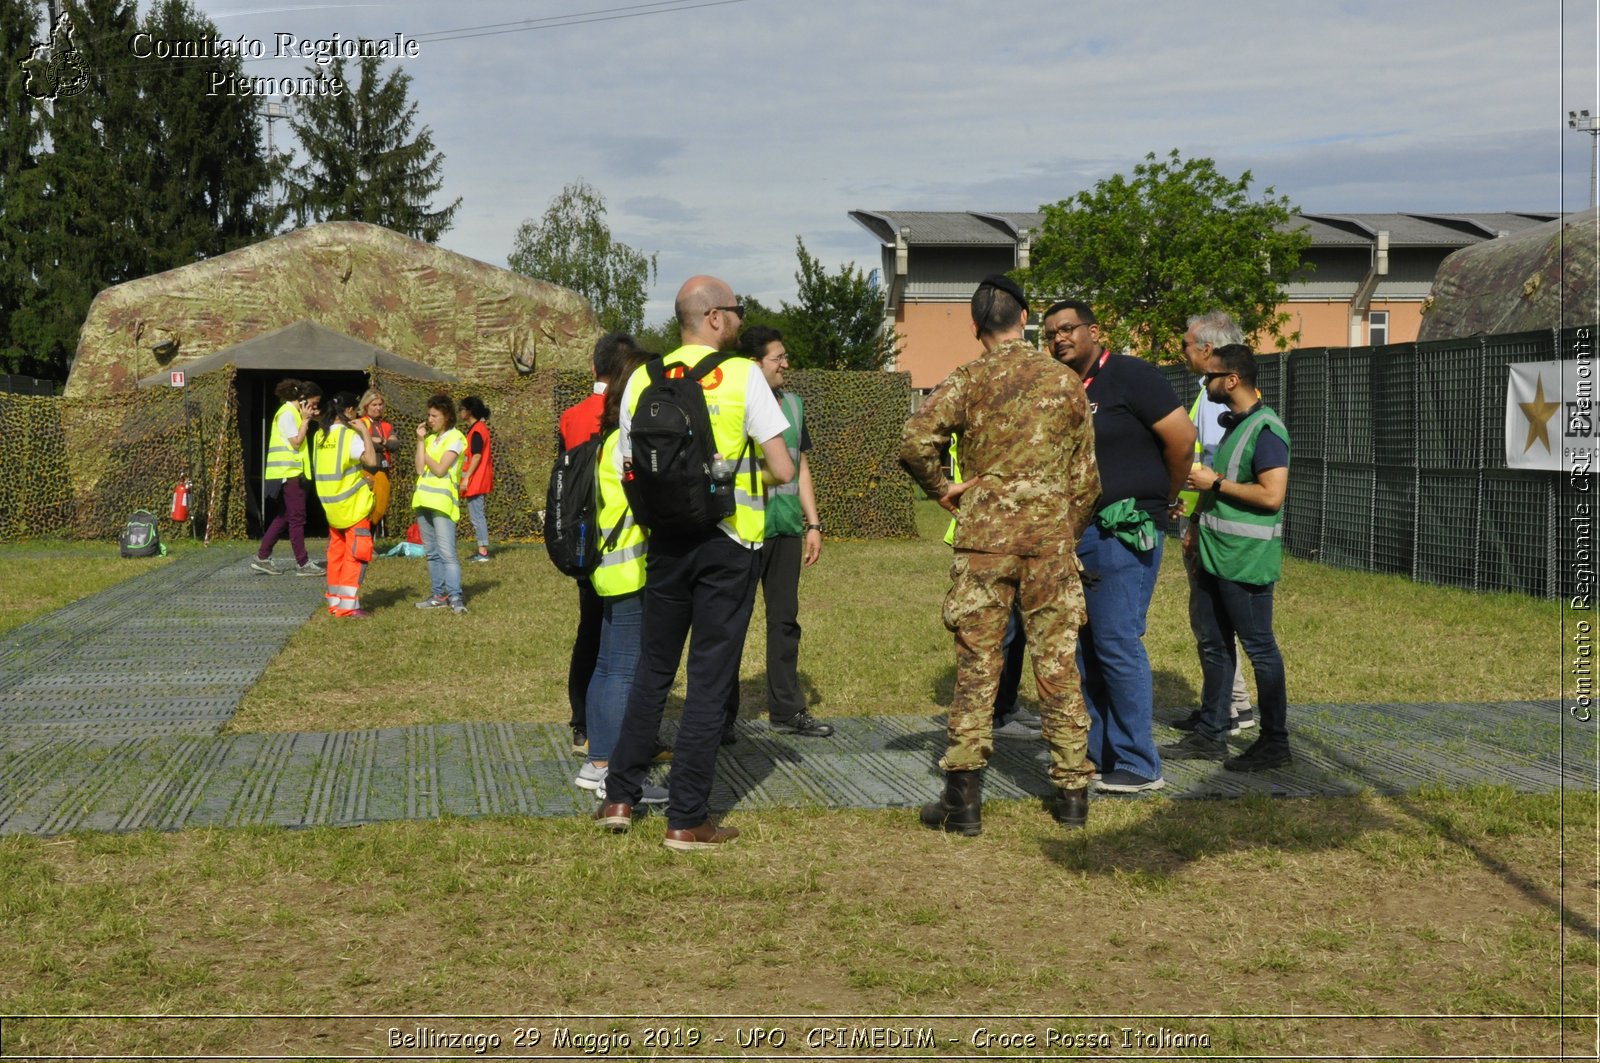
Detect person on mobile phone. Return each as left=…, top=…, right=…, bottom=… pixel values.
left=252, top=378, right=325, bottom=577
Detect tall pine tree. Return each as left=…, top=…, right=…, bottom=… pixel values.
left=284, top=55, right=460, bottom=242
left=0, top=0, right=46, bottom=376
left=4, top=0, right=279, bottom=381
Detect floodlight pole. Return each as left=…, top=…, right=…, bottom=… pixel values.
left=1570, top=109, right=1600, bottom=210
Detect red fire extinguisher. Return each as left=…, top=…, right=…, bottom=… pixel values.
left=170, top=478, right=190, bottom=522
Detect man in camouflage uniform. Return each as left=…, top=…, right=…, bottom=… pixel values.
left=899, top=274, right=1101, bottom=834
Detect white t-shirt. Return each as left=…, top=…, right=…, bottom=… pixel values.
left=276, top=408, right=301, bottom=446
left=617, top=351, right=789, bottom=547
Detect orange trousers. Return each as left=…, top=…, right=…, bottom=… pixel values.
left=325, top=519, right=372, bottom=616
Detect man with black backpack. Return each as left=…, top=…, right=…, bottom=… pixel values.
left=594, top=275, right=795, bottom=851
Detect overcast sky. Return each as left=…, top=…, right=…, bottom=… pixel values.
left=158, top=0, right=1600, bottom=322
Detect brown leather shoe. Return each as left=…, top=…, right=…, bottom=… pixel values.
left=594, top=802, right=633, bottom=832
left=662, top=821, right=740, bottom=851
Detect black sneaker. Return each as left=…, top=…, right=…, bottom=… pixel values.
left=571, top=728, right=588, bottom=755
left=1170, top=710, right=1204, bottom=732
left=771, top=712, right=834, bottom=737
left=1160, top=732, right=1229, bottom=760
left=1224, top=740, right=1293, bottom=773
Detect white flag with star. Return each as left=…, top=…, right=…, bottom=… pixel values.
left=1505, top=359, right=1596, bottom=471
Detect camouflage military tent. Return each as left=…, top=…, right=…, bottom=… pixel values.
left=1419, top=206, right=1598, bottom=340
left=66, top=220, right=597, bottom=398
left=132, top=320, right=454, bottom=387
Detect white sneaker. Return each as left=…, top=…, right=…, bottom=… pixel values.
left=575, top=762, right=606, bottom=791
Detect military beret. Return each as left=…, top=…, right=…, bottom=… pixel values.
left=977, top=273, right=1027, bottom=308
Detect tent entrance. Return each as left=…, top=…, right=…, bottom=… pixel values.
left=238, top=369, right=371, bottom=540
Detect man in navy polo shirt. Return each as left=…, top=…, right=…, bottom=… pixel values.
left=1043, top=300, right=1195, bottom=793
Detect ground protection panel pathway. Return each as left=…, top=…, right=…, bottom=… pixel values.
left=0, top=548, right=1593, bottom=836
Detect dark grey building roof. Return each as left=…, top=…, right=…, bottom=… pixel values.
left=852, top=209, right=1564, bottom=250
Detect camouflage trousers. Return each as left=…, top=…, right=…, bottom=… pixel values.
left=940, top=547, right=1093, bottom=789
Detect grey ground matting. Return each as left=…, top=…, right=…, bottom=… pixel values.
left=0, top=546, right=1592, bottom=836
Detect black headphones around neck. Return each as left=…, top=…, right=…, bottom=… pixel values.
left=1219, top=400, right=1264, bottom=429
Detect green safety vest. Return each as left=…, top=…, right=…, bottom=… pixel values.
left=765, top=390, right=805, bottom=537
left=631, top=345, right=766, bottom=545
left=1197, top=406, right=1290, bottom=585
left=591, top=429, right=647, bottom=597
left=264, top=402, right=306, bottom=482
left=411, top=428, right=465, bottom=521
left=312, top=424, right=374, bottom=529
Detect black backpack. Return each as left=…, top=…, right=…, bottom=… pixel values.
left=623, top=352, right=753, bottom=536
left=119, top=509, right=162, bottom=558
left=544, top=430, right=625, bottom=578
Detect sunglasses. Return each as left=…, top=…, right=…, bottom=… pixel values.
left=705, top=304, right=746, bottom=319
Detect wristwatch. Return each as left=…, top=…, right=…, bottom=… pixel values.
left=1211, top=478, right=1226, bottom=496
left=803, top=522, right=823, bottom=533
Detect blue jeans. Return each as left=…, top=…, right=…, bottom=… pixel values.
left=415, top=507, right=463, bottom=601
left=1076, top=521, right=1164, bottom=780
left=466, top=494, right=489, bottom=552
left=584, top=592, right=643, bottom=763
left=1191, top=568, right=1288, bottom=744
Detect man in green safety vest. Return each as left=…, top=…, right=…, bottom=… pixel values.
left=1161, top=343, right=1293, bottom=772
left=1173, top=310, right=1256, bottom=736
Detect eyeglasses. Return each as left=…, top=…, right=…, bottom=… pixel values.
left=706, top=304, right=746, bottom=319
left=1043, top=321, right=1088, bottom=341
left=1201, top=371, right=1235, bottom=383
left=765, top=354, right=790, bottom=365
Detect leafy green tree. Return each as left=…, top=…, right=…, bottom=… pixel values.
left=507, top=181, right=657, bottom=334
left=284, top=54, right=460, bottom=242
left=780, top=238, right=899, bottom=370
left=1024, top=149, right=1310, bottom=362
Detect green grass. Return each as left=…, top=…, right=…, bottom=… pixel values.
left=216, top=500, right=1559, bottom=732
left=0, top=517, right=1586, bottom=1059
left=0, top=535, right=193, bottom=637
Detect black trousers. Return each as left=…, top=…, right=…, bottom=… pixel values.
left=607, top=530, right=761, bottom=830
left=567, top=579, right=602, bottom=732
left=724, top=534, right=805, bottom=727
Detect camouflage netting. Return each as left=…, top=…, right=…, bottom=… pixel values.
left=1419, top=206, right=1600, bottom=341
left=66, top=221, right=597, bottom=398
left=4, top=364, right=919, bottom=543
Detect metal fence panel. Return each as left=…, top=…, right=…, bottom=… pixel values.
left=1372, top=465, right=1416, bottom=576
left=1321, top=462, right=1375, bottom=570
left=1372, top=343, right=1418, bottom=466
left=1415, top=470, right=1482, bottom=590
left=1324, top=346, right=1374, bottom=463
left=1283, top=348, right=1327, bottom=461
left=1478, top=470, right=1554, bottom=596
left=1413, top=338, right=1483, bottom=470
left=1285, top=456, right=1323, bottom=560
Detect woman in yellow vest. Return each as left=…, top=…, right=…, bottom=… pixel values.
left=252, top=378, right=325, bottom=576
left=311, top=393, right=380, bottom=618
left=575, top=351, right=667, bottom=806
left=411, top=393, right=468, bottom=614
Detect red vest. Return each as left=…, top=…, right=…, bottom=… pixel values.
left=463, top=420, right=494, bottom=497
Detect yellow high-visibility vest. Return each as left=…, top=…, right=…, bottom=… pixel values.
left=312, top=425, right=374, bottom=528
left=411, top=428, right=465, bottom=521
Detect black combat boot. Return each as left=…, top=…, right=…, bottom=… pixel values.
left=1049, top=786, right=1088, bottom=829
left=919, top=770, right=982, bottom=836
